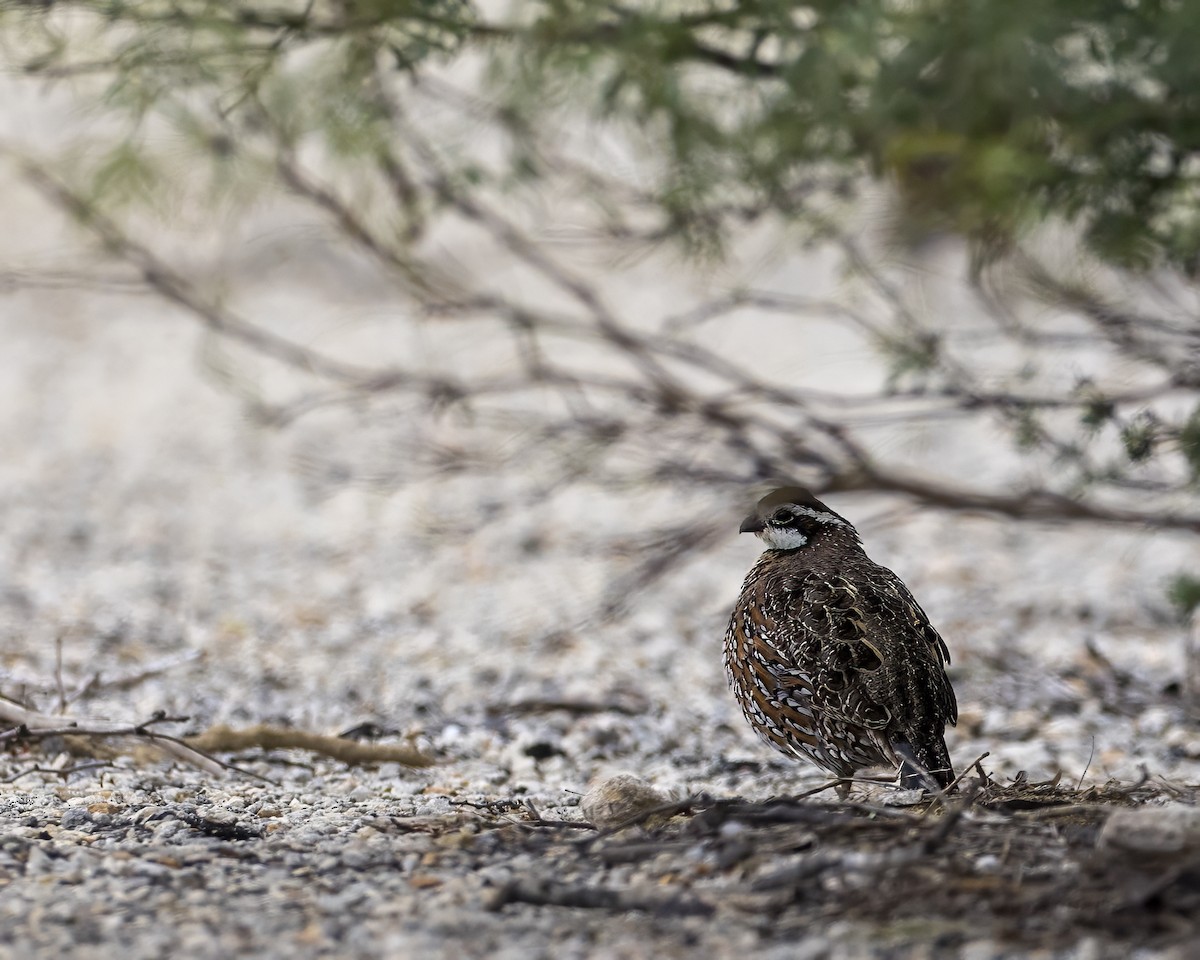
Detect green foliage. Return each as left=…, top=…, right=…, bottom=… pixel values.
left=1167, top=573, right=1200, bottom=621
left=11, top=1, right=1200, bottom=271
left=1121, top=412, right=1159, bottom=464
left=1013, top=407, right=1043, bottom=451
left=880, top=331, right=941, bottom=390
left=1181, top=406, right=1200, bottom=484
left=498, top=0, right=1200, bottom=270
left=1080, top=392, right=1116, bottom=431
left=89, top=141, right=164, bottom=209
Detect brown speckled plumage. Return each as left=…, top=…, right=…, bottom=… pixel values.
left=724, top=487, right=957, bottom=792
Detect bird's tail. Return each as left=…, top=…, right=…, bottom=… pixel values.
left=893, top=738, right=955, bottom=792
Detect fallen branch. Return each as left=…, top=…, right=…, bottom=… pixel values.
left=0, top=701, right=229, bottom=776
left=1, top=759, right=113, bottom=783
left=488, top=696, right=649, bottom=717
left=0, top=701, right=433, bottom=776
left=748, top=788, right=977, bottom=892
left=183, top=723, right=434, bottom=767
left=484, top=876, right=714, bottom=916
left=576, top=795, right=707, bottom=848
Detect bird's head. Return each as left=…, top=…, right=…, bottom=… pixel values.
left=739, top=486, right=858, bottom=551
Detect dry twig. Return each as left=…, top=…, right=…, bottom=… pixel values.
left=0, top=700, right=228, bottom=776
left=183, top=723, right=433, bottom=767
left=485, top=876, right=714, bottom=916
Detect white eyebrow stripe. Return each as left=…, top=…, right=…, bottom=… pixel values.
left=791, top=505, right=845, bottom=525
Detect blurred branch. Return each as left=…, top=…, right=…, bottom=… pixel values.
left=18, top=149, right=1200, bottom=535
left=842, top=469, right=1200, bottom=533
left=4, top=0, right=1199, bottom=623
left=0, top=266, right=148, bottom=293
left=20, top=164, right=372, bottom=384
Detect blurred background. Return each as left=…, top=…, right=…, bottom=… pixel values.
left=0, top=0, right=1197, bottom=796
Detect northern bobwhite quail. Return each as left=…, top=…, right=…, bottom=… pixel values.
left=724, top=486, right=957, bottom=794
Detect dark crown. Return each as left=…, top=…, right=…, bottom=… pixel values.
left=741, top=486, right=851, bottom=530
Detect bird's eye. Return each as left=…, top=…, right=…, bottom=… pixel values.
left=772, top=508, right=796, bottom=524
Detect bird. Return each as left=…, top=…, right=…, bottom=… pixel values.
left=724, top=486, right=957, bottom=795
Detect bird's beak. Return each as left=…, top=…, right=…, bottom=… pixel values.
left=739, top=514, right=765, bottom=534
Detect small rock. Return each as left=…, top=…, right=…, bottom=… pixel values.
left=152, top=818, right=186, bottom=841
left=24, top=845, right=53, bottom=875
left=1098, top=805, right=1200, bottom=855
left=1136, top=706, right=1172, bottom=737
left=60, top=808, right=92, bottom=831
left=580, top=774, right=668, bottom=829
left=132, top=806, right=165, bottom=825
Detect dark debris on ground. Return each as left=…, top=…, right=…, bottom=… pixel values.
left=474, top=774, right=1200, bottom=953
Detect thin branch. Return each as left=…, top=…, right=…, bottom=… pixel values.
left=0, top=701, right=229, bottom=776
left=19, top=164, right=371, bottom=384
left=485, top=876, right=714, bottom=916
left=843, top=468, right=1200, bottom=533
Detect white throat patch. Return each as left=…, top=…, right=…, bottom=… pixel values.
left=758, top=527, right=809, bottom=550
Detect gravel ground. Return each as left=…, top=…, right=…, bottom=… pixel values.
left=1, top=82, right=1199, bottom=958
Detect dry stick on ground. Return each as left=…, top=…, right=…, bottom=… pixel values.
left=525, top=792, right=983, bottom=915
left=1152, top=776, right=1199, bottom=802
left=0, top=701, right=433, bottom=776
left=0, top=703, right=230, bottom=777
left=484, top=875, right=715, bottom=917
left=491, top=696, right=650, bottom=717
left=790, top=778, right=854, bottom=800
left=1, top=760, right=112, bottom=783
left=183, top=724, right=433, bottom=767
left=936, top=750, right=993, bottom=799
left=693, top=799, right=922, bottom=834
left=576, top=796, right=710, bottom=848
left=748, top=784, right=980, bottom=892
left=788, top=771, right=946, bottom=800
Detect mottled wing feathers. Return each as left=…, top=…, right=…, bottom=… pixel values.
left=725, top=565, right=894, bottom=776
left=725, top=549, right=957, bottom=786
